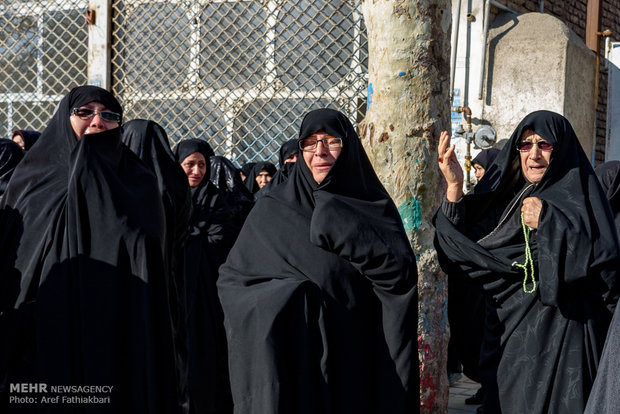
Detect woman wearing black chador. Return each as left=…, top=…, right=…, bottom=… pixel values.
left=434, top=110, right=619, bottom=414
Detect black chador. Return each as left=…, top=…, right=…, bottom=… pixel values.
left=434, top=110, right=620, bottom=414
left=174, top=139, right=234, bottom=414
left=122, top=119, right=192, bottom=412
left=0, top=86, right=181, bottom=413
left=217, top=109, right=419, bottom=414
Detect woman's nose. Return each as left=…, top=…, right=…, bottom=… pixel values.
left=314, top=140, right=329, bottom=155
left=528, top=145, right=542, bottom=158
left=89, top=114, right=105, bottom=129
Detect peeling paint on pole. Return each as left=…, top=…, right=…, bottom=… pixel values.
left=359, top=0, right=452, bottom=412
left=398, top=196, right=422, bottom=233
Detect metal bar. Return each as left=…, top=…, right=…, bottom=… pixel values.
left=87, top=0, right=112, bottom=89
left=449, top=0, right=462, bottom=101
left=477, top=0, right=491, bottom=100
left=491, top=1, right=518, bottom=14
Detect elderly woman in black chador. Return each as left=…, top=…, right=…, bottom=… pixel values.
left=122, top=119, right=192, bottom=410
left=434, top=110, right=620, bottom=414
left=0, top=139, right=24, bottom=199
left=217, top=108, right=419, bottom=414
left=174, top=139, right=234, bottom=414
left=0, top=85, right=181, bottom=413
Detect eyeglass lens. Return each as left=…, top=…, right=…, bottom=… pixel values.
left=518, top=141, right=553, bottom=152
left=73, top=108, right=121, bottom=123
left=299, top=137, right=342, bottom=151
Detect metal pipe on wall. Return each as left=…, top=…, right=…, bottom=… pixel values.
left=477, top=0, right=491, bottom=100
left=449, top=0, right=463, bottom=101
left=491, top=1, right=517, bottom=14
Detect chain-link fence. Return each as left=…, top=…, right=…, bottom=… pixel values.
left=111, top=0, right=368, bottom=165
left=0, top=1, right=88, bottom=138
left=1, top=1, right=367, bottom=166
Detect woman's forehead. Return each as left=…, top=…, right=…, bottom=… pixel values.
left=78, top=101, right=107, bottom=109
left=520, top=130, right=549, bottom=141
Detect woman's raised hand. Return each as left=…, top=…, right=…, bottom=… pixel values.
left=438, top=130, right=463, bottom=201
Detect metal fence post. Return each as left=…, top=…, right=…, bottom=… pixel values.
left=87, top=0, right=112, bottom=90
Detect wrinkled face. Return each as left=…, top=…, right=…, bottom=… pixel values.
left=519, top=130, right=553, bottom=184
left=301, top=131, right=343, bottom=184
left=69, top=101, right=120, bottom=139
left=473, top=164, right=485, bottom=181
left=284, top=153, right=298, bottom=164
left=256, top=170, right=272, bottom=188
left=12, top=134, right=25, bottom=150
left=181, top=151, right=207, bottom=187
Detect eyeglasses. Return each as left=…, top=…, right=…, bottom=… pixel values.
left=299, top=137, right=343, bottom=151
left=71, top=107, right=122, bottom=123
left=516, top=141, right=553, bottom=152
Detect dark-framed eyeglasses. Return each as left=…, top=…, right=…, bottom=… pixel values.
left=516, top=141, right=553, bottom=152
left=299, top=137, right=343, bottom=152
left=71, top=107, right=122, bottom=123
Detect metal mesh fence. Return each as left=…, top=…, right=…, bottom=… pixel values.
left=111, top=0, right=368, bottom=166
left=0, top=1, right=88, bottom=138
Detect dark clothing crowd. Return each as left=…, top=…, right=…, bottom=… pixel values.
left=0, top=86, right=619, bottom=414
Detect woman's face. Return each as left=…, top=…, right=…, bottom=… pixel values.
left=69, top=101, right=120, bottom=139
left=284, top=153, right=298, bottom=164
left=301, top=131, right=342, bottom=184
left=519, top=130, right=553, bottom=184
left=255, top=170, right=272, bottom=188
left=12, top=134, right=25, bottom=150
left=473, top=164, right=485, bottom=181
left=181, top=151, right=207, bottom=187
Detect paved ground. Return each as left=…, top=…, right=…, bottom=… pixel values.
left=448, top=375, right=481, bottom=414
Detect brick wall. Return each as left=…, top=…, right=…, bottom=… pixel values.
left=493, top=0, right=620, bottom=163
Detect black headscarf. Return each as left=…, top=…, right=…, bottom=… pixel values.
left=173, top=140, right=234, bottom=413
left=0, top=139, right=24, bottom=198
left=434, top=110, right=619, bottom=414
left=174, top=138, right=214, bottom=168
left=243, top=161, right=276, bottom=194
left=239, top=161, right=255, bottom=181
left=209, top=155, right=254, bottom=239
left=595, top=160, right=620, bottom=234
left=0, top=85, right=180, bottom=413
left=11, top=129, right=41, bottom=151
left=472, top=147, right=500, bottom=170
left=255, top=139, right=299, bottom=197
left=121, top=119, right=192, bottom=410
left=278, top=138, right=299, bottom=167
left=218, top=108, right=419, bottom=413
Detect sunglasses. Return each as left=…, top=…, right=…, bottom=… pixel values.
left=71, top=107, right=122, bottom=123
left=516, top=141, right=553, bottom=152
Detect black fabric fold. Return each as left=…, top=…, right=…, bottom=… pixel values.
left=209, top=155, right=254, bottom=240
left=278, top=138, right=298, bottom=167
left=122, top=119, right=192, bottom=413
left=0, top=139, right=24, bottom=200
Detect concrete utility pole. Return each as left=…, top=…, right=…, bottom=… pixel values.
left=358, top=0, right=452, bottom=412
